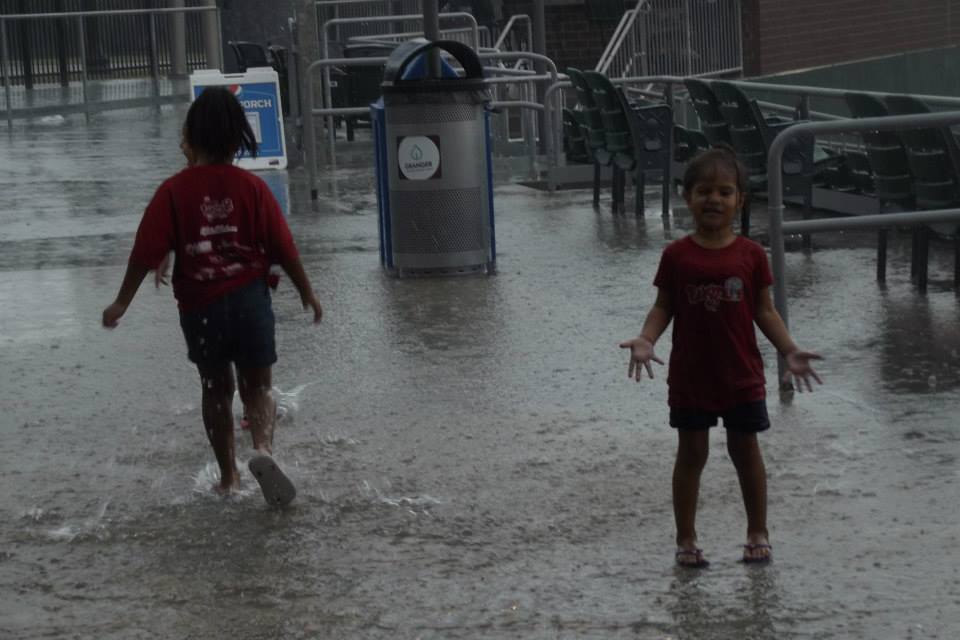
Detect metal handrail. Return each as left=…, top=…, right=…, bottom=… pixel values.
left=0, top=7, right=217, bottom=19
left=315, top=0, right=419, bottom=6
left=731, top=79, right=960, bottom=109
left=318, top=13, right=481, bottom=153
left=594, top=0, right=649, bottom=73
left=766, top=111, right=960, bottom=387
left=349, top=26, right=483, bottom=48
left=493, top=14, right=532, bottom=52
left=596, top=3, right=644, bottom=74
left=322, top=13, right=480, bottom=57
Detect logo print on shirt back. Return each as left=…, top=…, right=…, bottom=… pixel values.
left=200, top=196, right=234, bottom=221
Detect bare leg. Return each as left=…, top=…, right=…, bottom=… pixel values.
left=198, top=364, right=239, bottom=492
left=237, top=365, right=275, bottom=454
left=673, top=430, right=710, bottom=551
left=726, top=431, right=770, bottom=560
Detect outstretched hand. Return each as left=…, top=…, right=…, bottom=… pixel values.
left=783, top=349, right=823, bottom=392
left=619, top=336, right=664, bottom=382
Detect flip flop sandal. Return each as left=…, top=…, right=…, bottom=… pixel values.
left=675, top=547, right=710, bottom=568
left=742, top=543, right=773, bottom=564
left=248, top=454, right=296, bottom=507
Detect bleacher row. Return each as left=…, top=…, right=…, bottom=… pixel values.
left=561, top=69, right=960, bottom=287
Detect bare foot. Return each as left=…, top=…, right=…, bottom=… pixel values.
left=213, top=473, right=241, bottom=495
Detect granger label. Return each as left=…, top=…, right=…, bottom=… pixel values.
left=397, top=136, right=441, bottom=180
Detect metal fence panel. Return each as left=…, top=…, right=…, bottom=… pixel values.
left=0, top=0, right=211, bottom=86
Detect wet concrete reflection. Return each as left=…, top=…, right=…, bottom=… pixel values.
left=1, top=106, right=958, bottom=638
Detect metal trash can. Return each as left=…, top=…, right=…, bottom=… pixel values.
left=379, top=40, right=496, bottom=276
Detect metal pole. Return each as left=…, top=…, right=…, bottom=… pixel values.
left=306, top=64, right=318, bottom=199
left=148, top=12, right=160, bottom=101
left=1, top=19, right=11, bottom=130
left=287, top=16, right=301, bottom=125
left=169, top=0, right=188, bottom=78
left=201, top=0, right=221, bottom=69
left=56, top=0, right=68, bottom=87
left=321, top=28, right=334, bottom=165
left=532, top=0, right=546, bottom=150
left=683, top=0, right=692, bottom=77
left=76, top=16, right=89, bottom=122
left=423, top=0, right=440, bottom=77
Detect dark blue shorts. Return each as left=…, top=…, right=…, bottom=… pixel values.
left=179, top=278, right=277, bottom=369
left=670, top=400, right=770, bottom=433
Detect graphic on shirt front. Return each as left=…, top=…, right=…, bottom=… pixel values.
left=686, top=276, right=744, bottom=311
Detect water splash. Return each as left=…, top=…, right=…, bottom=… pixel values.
left=359, top=480, right=444, bottom=511
left=44, top=499, right=111, bottom=542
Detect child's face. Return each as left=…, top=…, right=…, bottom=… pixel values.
left=684, top=166, right=744, bottom=233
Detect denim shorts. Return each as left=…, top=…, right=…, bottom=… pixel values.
left=179, top=278, right=277, bottom=369
left=670, top=400, right=770, bottom=433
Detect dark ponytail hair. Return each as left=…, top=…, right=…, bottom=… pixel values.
left=183, top=87, right=258, bottom=163
left=681, top=143, right=749, bottom=202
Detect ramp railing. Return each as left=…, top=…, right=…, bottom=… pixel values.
left=597, top=0, right=742, bottom=79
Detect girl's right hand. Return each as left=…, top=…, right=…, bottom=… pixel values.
left=102, top=301, right=128, bottom=328
left=618, top=336, right=665, bottom=382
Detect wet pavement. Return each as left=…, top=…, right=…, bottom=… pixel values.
left=1, top=105, right=959, bottom=639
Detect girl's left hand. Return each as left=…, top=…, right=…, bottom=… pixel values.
left=782, top=349, right=823, bottom=392
left=154, top=252, right=172, bottom=288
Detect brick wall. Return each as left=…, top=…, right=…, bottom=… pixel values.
left=744, top=0, right=960, bottom=76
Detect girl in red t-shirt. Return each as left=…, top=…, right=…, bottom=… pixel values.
left=102, top=87, right=323, bottom=507
left=619, top=146, right=822, bottom=567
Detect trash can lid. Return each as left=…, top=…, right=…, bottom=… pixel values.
left=382, top=39, right=485, bottom=93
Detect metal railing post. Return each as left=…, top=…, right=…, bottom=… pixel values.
left=306, top=63, right=319, bottom=199
left=148, top=12, right=160, bottom=102
left=2, top=19, right=12, bottom=130
left=76, top=16, right=89, bottom=122
left=201, top=0, right=221, bottom=69
left=683, top=0, right=693, bottom=77
left=169, top=0, right=188, bottom=78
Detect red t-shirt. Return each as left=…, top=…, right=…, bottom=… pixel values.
left=128, top=164, right=298, bottom=312
left=653, top=235, right=774, bottom=412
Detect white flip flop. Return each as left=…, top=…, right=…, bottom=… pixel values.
left=248, top=453, right=296, bottom=507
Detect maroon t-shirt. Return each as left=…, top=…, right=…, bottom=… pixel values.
left=653, top=235, right=774, bottom=412
left=128, top=164, right=298, bottom=312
